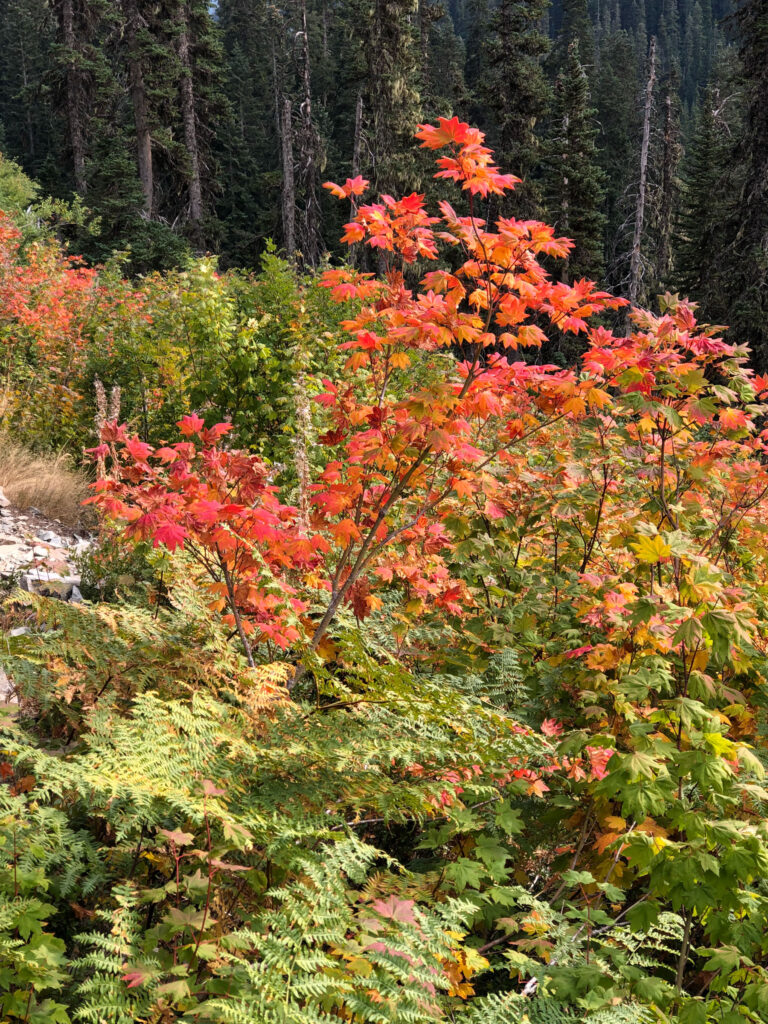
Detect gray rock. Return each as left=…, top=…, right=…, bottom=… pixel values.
left=0, top=545, right=32, bottom=566
left=69, top=585, right=83, bottom=603
left=20, top=570, right=81, bottom=600
left=21, top=569, right=63, bottom=589
left=0, top=488, right=9, bottom=509
left=38, top=530, right=64, bottom=546
left=0, top=666, right=15, bottom=704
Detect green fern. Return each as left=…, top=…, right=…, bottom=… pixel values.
left=193, top=839, right=470, bottom=1024
left=72, top=883, right=160, bottom=1024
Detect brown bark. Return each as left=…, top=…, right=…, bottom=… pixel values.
left=58, top=0, right=87, bottom=194
left=122, top=0, right=153, bottom=217
left=176, top=3, right=203, bottom=235
left=281, top=97, right=296, bottom=259
left=628, top=36, right=656, bottom=311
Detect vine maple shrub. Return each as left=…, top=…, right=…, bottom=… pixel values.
left=89, top=117, right=626, bottom=673
left=0, top=214, right=101, bottom=440
left=61, top=118, right=768, bottom=1015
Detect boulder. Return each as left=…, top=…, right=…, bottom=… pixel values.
left=20, top=569, right=82, bottom=600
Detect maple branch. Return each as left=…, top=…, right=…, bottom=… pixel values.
left=290, top=447, right=436, bottom=688
left=579, top=462, right=609, bottom=573
left=221, top=560, right=255, bottom=668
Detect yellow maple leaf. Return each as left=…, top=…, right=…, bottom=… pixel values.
left=631, top=533, right=672, bottom=563
left=389, top=350, right=411, bottom=369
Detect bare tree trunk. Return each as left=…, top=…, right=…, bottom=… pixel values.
left=58, top=0, right=87, bottom=194
left=176, top=3, right=203, bottom=237
left=352, top=93, right=364, bottom=183
left=628, top=36, right=656, bottom=312
left=349, top=92, right=364, bottom=267
left=122, top=0, right=153, bottom=217
left=657, top=86, right=679, bottom=283
left=281, top=97, right=296, bottom=260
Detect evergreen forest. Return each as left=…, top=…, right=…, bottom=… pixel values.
left=0, top=1, right=768, bottom=1022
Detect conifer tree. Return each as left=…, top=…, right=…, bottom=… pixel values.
left=121, top=0, right=154, bottom=219
left=423, top=12, right=467, bottom=115
left=674, top=81, right=733, bottom=308
left=722, top=0, right=768, bottom=366
left=653, top=71, right=682, bottom=284
left=481, top=0, right=551, bottom=217
left=595, top=29, right=640, bottom=281
left=543, top=39, right=606, bottom=282
left=352, top=0, right=423, bottom=196
left=216, top=0, right=287, bottom=263
left=553, top=0, right=595, bottom=70
left=50, top=0, right=118, bottom=196
left=657, top=0, right=680, bottom=74
left=463, top=0, right=491, bottom=113
left=0, top=0, right=54, bottom=178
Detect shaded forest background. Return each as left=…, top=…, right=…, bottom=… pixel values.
left=0, top=0, right=766, bottom=363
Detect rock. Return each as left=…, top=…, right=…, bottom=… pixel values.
left=0, top=545, right=32, bottom=565
left=70, top=585, right=83, bottom=603
left=0, top=666, right=15, bottom=704
left=9, top=626, right=30, bottom=637
left=44, top=558, right=70, bottom=575
left=38, top=530, right=64, bottom=546
left=21, top=568, right=64, bottom=588
left=0, top=500, right=86, bottom=602
left=21, top=570, right=81, bottom=600
left=0, top=488, right=9, bottom=508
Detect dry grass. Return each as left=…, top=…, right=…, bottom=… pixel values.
left=0, top=436, right=91, bottom=527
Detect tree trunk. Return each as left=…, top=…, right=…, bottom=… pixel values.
left=122, top=0, right=153, bottom=217
left=657, top=86, right=679, bottom=283
left=352, top=92, right=363, bottom=184
left=347, top=93, right=364, bottom=268
left=628, top=36, right=656, bottom=311
left=418, top=0, right=430, bottom=89
left=297, top=0, right=321, bottom=266
left=176, top=3, right=204, bottom=236
left=59, top=0, right=87, bottom=194
left=281, top=97, right=296, bottom=260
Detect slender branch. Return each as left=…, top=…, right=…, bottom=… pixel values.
left=221, top=561, right=255, bottom=668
